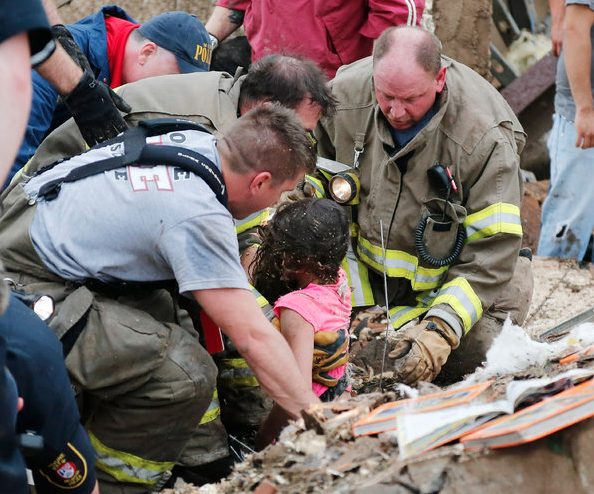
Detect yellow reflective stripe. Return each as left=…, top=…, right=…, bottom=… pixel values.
left=430, top=277, right=483, bottom=333
left=464, top=203, right=522, bottom=242
left=250, top=285, right=269, bottom=309
left=10, top=164, right=27, bottom=186
left=341, top=245, right=374, bottom=307
left=388, top=305, right=429, bottom=329
left=220, top=358, right=249, bottom=369
left=219, top=358, right=260, bottom=388
left=357, top=236, right=448, bottom=290
left=234, top=209, right=270, bottom=234
left=349, top=222, right=359, bottom=238
left=199, top=389, right=221, bottom=425
left=89, top=430, right=173, bottom=486
left=223, top=376, right=259, bottom=387
left=249, top=284, right=275, bottom=320
left=304, top=175, right=326, bottom=198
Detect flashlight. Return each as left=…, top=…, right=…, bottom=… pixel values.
left=329, top=172, right=360, bottom=205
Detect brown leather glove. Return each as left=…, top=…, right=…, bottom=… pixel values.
left=388, top=317, right=460, bottom=385
left=312, top=328, right=349, bottom=387
left=279, top=178, right=316, bottom=203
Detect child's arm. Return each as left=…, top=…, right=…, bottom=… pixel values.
left=277, top=308, right=314, bottom=382
left=255, top=308, right=314, bottom=449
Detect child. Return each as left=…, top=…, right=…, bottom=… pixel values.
left=252, top=198, right=352, bottom=402
left=251, top=198, right=352, bottom=446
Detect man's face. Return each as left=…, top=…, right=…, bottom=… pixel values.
left=292, top=99, right=323, bottom=132
left=374, top=59, right=446, bottom=131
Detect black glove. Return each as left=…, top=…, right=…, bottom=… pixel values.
left=50, top=24, right=93, bottom=73
left=63, top=69, right=132, bottom=147
left=50, top=25, right=131, bottom=146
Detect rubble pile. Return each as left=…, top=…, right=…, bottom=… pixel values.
left=168, top=353, right=594, bottom=494
left=164, top=257, right=594, bottom=494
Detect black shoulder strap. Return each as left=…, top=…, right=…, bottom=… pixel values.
left=37, top=119, right=228, bottom=208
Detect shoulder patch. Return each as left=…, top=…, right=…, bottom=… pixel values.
left=38, top=442, right=88, bottom=489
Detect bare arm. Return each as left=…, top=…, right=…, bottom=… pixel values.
left=35, top=43, right=82, bottom=96
left=256, top=308, right=315, bottom=448
left=193, top=288, right=320, bottom=418
left=205, top=5, right=245, bottom=44
left=549, top=0, right=565, bottom=56
left=278, top=308, right=314, bottom=383
left=0, top=33, right=33, bottom=184
left=565, top=4, right=594, bottom=148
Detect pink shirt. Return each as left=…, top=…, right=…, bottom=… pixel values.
left=273, top=268, right=352, bottom=397
left=216, top=0, right=424, bottom=78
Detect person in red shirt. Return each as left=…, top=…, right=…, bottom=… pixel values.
left=205, top=0, right=425, bottom=79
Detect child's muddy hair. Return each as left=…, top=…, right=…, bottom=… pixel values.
left=252, top=198, right=350, bottom=304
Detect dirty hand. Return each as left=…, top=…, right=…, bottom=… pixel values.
left=63, top=70, right=131, bottom=147
left=388, top=317, right=459, bottom=385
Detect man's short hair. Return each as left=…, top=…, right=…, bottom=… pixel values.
left=374, top=26, right=442, bottom=76
left=238, top=54, right=337, bottom=117
left=220, top=104, right=317, bottom=183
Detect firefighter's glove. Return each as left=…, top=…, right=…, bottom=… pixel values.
left=51, top=24, right=93, bottom=73
left=280, top=177, right=316, bottom=203
left=388, top=317, right=459, bottom=385
left=62, top=69, right=132, bottom=147
left=312, top=328, right=349, bottom=387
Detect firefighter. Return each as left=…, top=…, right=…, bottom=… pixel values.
left=9, top=53, right=337, bottom=480
left=310, top=26, right=534, bottom=385
left=0, top=105, right=319, bottom=493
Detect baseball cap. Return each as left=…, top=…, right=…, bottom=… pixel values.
left=138, top=12, right=212, bottom=73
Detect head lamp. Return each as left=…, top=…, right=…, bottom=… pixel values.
left=329, top=172, right=360, bottom=205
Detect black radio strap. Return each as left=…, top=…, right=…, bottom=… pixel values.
left=37, top=119, right=228, bottom=208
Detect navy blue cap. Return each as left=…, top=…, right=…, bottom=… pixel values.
left=138, top=12, right=212, bottom=73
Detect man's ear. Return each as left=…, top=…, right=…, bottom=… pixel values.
left=138, top=41, right=157, bottom=65
left=249, top=171, right=272, bottom=194
left=435, top=66, right=447, bottom=93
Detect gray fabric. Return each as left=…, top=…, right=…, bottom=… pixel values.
left=554, top=0, right=594, bottom=120
left=23, top=130, right=250, bottom=294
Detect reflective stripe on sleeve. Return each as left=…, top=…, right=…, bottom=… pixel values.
left=234, top=209, right=270, bottom=235
left=388, top=305, right=429, bottom=330
left=387, top=278, right=481, bottom=333
left=89, top=430, right=174, bottom=487
left=430, top=277, right=483, bottom=333
left=250, top=284, right=276, bottom=321
left=218, top=358, right=259, bottom=388
left=199, top=389, right=221, bottom=425
left=464, top=203, right=522, bottom=242
left=304, top=175, right=326, bottom=198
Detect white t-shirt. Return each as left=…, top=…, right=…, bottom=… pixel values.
left=24, top=129, right=250, bottom=295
